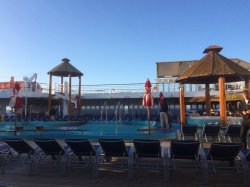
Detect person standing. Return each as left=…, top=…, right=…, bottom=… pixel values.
left=238, top=89, right=250, bottom=149
left=160, top=98, right=169, bottom=129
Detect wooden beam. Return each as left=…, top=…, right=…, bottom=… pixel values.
left=60, top=76, right=63, bottom=93
left=68, top=74, right=72, bottom=117
left=179, top=84, right=185, bottom=126
left=77, top=76, right=81, bottom=116
left=205, top=83, right=211, bottom=115
left=219, top=77, right=226, bottom=126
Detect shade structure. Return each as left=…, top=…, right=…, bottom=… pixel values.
left=176, top=47, right=250, bottom=84
left=48, top=58, right=83, bottom=77
left=176, top=45, right=250, bottom=126
left=47, top=58, right=83, bottom=117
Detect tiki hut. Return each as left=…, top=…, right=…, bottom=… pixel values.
left=47, top=58, right=83, bottom=117
left=176, top=45, right=250, bottom=126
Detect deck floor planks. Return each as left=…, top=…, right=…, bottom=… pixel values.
left=0, top=171, right=245, bottom=187
left=0, top=140, right=245, bottom=187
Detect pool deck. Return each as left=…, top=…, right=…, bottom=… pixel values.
left=0, top=141, right=246, bottom=187
left=0, top=168, right=245, bottom=187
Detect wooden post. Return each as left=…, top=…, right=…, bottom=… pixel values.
left=205, top=83, right=211, bottom=115
left=68, top=74, right=72, bottom=117
left=218, top=77, right=226, bottom=126
left=245, top=78, right=250, bottom=90
left=78, top=76, right=81, bottom=116
left=60, top=76, right=64, bottom=93
left=179, top=83, right=185, bottom=126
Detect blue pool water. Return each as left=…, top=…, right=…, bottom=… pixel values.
left=0, top=121, right=179, bottom=140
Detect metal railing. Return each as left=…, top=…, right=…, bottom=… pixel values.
left=0, top=81, right=246, bottom=98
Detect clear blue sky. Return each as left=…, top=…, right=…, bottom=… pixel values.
left=0, top=0, right=250, bottom=85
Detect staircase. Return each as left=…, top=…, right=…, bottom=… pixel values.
left=55, top=92, right=77, bottom=116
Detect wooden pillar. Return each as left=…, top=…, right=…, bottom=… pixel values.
left=205, top=83, right=211, bottom=115
left=48, top=74, right=52, bottom=116
left=218, top=77, right=226, bottom=126
left=245, top=78, right=250, bottom=90
left=60, top=76, right=64, bottom=93
left=77, top=76, right=81, bottom=116
left=179, top=83, right=185, bottom=126
left=68, top=74, right=72, bottom=117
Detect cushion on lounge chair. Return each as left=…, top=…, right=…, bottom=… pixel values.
left=2, top=138, right=37, bottom=175
left=170, top=140, right=200, bottom=159
left=206, top=143, right=241, bottom=161
left=133, top=139, right=161, bottom=158
left=4, top=138, right=35, bottom=155
left=34, top=139, right=65, bottom=156
left=99, top=139, right=128, bottom=157
left=65, top=139, right=97, bottom=156
left=182, top=125, right=198, bottom=136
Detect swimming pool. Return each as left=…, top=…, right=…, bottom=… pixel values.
left=0, top=121, right=178, bottom=140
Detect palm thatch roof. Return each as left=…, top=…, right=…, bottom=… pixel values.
left=48, top=58, right=83, bottom=77
left=156, top=58, right=250, bottom=78
left=176, top=46, right=250, bottom=84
